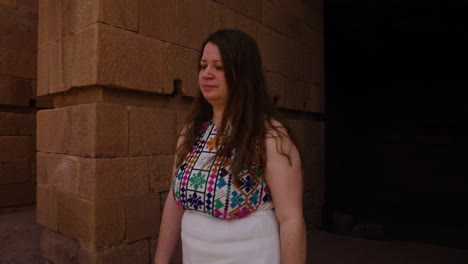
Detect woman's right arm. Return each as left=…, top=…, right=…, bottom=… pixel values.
left=154, top=132, right=186, bottom=264
left=153, top=188, right=184, bottom=264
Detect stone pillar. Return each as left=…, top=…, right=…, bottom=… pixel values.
left=0, top=0, right=52, bottom=208
left=36, top=0, right=324, bottom=263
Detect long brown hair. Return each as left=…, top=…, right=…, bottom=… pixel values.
left=176, top=29, right=294, bottom=186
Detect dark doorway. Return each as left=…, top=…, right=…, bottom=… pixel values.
left=323, top=0, right=468, bottom=249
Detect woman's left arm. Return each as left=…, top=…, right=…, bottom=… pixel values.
left=265, top=131, right=307, bottom=264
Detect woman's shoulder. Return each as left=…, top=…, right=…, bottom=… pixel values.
left=264, top=118, right=289, bottom=139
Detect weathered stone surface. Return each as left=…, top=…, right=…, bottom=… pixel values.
left=128, top=107, right=177, bottom=156
left=140, top=0, right=177, bottom=43
left=259, top=26, right=295, bottom=78
left=68, top=103, right=128, bottom=158
left=125, top=193, right=160, bottom=243
left=37, top=107, right=70, bottom=153
left=57, top=191, right=93, bottom=243
left=79, top=157, right=150, bottom=201
left=0, top=75, right=13, bottom=104
left=0, top=161, right=30, bottom=184
left=265, top=71, right=287, bottom=108
left=234, top=12, right=259, bottom=42
left=1, top=30, right=37, bottom=51
left=176, top=0, right=208, bottom=50
left=0, top=0, right=17, bottom=8
left=150, top=155, right=174, bottom=192
left=40, top=229, right=79, bottom=264
left=38, top=0, right=62, bottom=48
left=68, top=0, right=98, bottom=34
left=0, top=136, right=32, bottom=162
left=18, top=0, right=38, bottom=14
left=94, top=199, right=126, bottom=247
left=0, top=181, right=35, bottom=207
left=46, top=153, right=79, bottom=194
left=13, top=77, right=32, bottom=106
left=0, top=3, right=35, bottom=35
left=0, top=48, right=37, bottom=79
left=0, top=112, right=35, bottom=135
left=176, top=110, right=188, bottom=135
left=162, top=42, right=199, bottom=96
left=286, top=79, right=309, bottom=111
left=97, top=24, right=164, bottom=94
left=159, top=191, right=168, bottom=216
left=80, top=240, right=149, bottom=264
left=100, top=0, right=139, bottom=31
left=206, top=1, right=236, bottom=36
left=36, top=152, right=47, bottom=184
left=217, top=0, right=263, bottom=23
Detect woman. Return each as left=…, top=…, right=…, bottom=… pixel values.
left=154, top=29, right=306, bottom=264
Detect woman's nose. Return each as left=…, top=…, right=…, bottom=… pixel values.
left=201, top=66, right=214, bottom=78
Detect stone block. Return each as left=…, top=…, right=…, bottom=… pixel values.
left=150, top=155, right=175, bottom=192
left=221, top=0, right=263, bottom=23
left=13, top=77, right=32, bottom=106
left=299, top=32, right=324, bottom=85
left=68, top=0, right=99, bottom=34
left=0, top=161, right=30, bottom=184
left=80, top=240, right=149, bottom=264
left=259, top=26, right=295, bottom=78
left=162, top=42, right=199, bottom=96
left=0, top=136, right=32, bottom=162
left=18, top=0, right=38, bottom=14
left=1, top=30, right=37, bottom=51
left=40, top=229, right=79, bottom=264
left=36, top=152, right=47, bottom=184
left=46, top=153, right=79, bottom=194
left=62, top=24, right=98, bottom=89
left=36, top=185, right=57, bottom=230
left=286, top=79, right=309, bottom=111
left=97, top=24, right=164, bottom=94
left=37, top=107, right=70, bottom=154
left=176, top=0, right=209, bottom=50
left=0, top=4, right=35, bottom=35
left=125, top=193, right=160, bottom=243
left=234, top=12, right=259, bottom=42
left=0, top=0, right=17, bottom=8
left=100, top=0, right=139, bottom=31
left=31, top=161, right=36, bottom=181
left=0, top=112, right=35, bottom=135
left=0, top=48, right=37, bottom=79
left=265, top=71, right=287, bottom=108
left=94, top=199, right=126, bottom=248
left=128, top=107, right=177, bottom=156
left=0, top=181, right=35, bottom=207
left=307, top=83, right=324, bottom=113
left=139, top=0, right=177, bottom=43
left=206, top=1, right=236, bottom=36
left=78, top=157, right=150, bottom=201
left=0, top=75, right=13, bottom=104
left=57, top=191, right=93, bottom=243
left=176, top=110, right=188, bottom=135
left=68, top=103, right=128, bottom=158
left=38, top=0, right=62, bottom=48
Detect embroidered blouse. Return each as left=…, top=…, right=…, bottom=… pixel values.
left=172, top=121, right=273, bottom=220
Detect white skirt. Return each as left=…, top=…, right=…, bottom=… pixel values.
left=181, top=209, right=281, bottom=264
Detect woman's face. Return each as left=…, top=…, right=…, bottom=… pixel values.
left=199, top=42, right=228, bottom=108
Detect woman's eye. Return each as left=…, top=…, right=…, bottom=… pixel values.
left=215, top=66, right=223, bottom=71
left=200, top=65, right=207, bottom=69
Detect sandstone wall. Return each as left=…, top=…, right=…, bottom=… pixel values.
left=35, top=0, right=324, bottom=263
left=0, top=0, right=52, bottom=208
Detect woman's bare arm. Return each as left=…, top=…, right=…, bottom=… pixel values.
left=265, top=123, right=307, bottom=264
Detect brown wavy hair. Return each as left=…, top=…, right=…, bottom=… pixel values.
left=176, top=29, right=294, bottom=186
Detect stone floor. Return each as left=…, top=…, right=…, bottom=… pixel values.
left=1, top=205, right=468, bottom=264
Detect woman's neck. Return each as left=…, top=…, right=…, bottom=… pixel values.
left=212, top=108, right=223, bottom=127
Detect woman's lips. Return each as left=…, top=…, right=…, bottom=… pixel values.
left=202, top=85, right=217, bottom=89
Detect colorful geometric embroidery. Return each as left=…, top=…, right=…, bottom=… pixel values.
left=172, top=121, right=271, bottom=220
